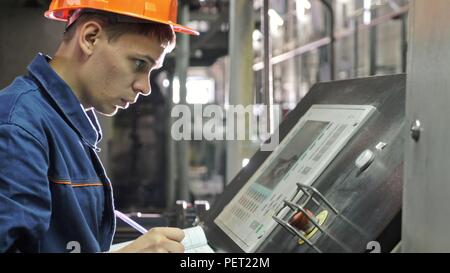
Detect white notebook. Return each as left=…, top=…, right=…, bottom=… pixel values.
left=109, top=226, right=214, bottom=253
left=182, top=226, right=215, bottom=253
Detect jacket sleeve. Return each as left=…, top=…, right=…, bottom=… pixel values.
left=0, top=123, right=51, bottom=252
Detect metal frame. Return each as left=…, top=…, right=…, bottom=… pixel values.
left=253, top=4, right=409, bottom=72
left=403, top=0, right=450, bottom=252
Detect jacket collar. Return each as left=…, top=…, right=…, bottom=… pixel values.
left=27, top=53, right=102, bottom=149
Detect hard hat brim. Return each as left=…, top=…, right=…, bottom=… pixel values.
left=45, top=8, right=200, bottom=36
left=172, top=24, right=200, bottom=36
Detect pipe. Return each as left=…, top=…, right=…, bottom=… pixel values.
left=319, top=0, right=335, bottom=80
left=262, top=0, right=274, bottom=133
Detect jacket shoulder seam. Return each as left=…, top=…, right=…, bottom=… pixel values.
left=0, top=122, right=47, bottom=153
left=7, top=87, right=40, bottom=123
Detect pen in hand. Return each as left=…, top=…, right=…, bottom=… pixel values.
left=114, top=210, right=148, bottom=234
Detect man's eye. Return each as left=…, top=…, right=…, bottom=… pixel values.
left=134, top=59, right=147, bottom=71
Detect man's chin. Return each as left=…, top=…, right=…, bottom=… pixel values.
left=95, top=106, right=119, bottom=117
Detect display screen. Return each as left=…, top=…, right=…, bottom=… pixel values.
left=214, top=105, right=376, bottom=252
left=257, top=121, right=329, bottom=190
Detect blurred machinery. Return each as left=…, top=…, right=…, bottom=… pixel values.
left=113, top=71, right=405, bottom=253
left=201, top=74, right=405, bottom=253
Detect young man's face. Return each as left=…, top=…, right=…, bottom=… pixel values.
left=81, top=32, right=168, bottom=116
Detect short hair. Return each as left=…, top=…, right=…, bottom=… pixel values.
left=63, top=11, right=176, bottom=52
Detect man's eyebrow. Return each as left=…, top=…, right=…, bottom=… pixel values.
left=137, top=54, right=163, bottom=69
left=137, top=54, right=156, bottom=65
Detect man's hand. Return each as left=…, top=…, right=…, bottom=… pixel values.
left=114, top=227, right=185, bottom=253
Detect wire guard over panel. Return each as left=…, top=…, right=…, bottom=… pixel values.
left=272, top=183, right=340, bottom=253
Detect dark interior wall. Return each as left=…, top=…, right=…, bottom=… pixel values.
left=0, top=1, right=65, bottom=89
left=109, top=74, right=168, bottom=212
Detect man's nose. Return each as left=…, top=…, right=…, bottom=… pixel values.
left=133, top=75, right=152, bottom=97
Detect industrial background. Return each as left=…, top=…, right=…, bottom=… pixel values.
left=0, top=0, right=447, bottom=252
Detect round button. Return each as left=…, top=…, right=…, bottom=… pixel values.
left=355, top=149, right=375, bottom=172
left=289, top=209, right=315, bottom=232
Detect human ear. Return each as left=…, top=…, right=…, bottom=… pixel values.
left=78, top=21, right=103, bottom=56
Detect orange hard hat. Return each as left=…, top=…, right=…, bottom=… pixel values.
left=45, top=0, right=199, bottom=36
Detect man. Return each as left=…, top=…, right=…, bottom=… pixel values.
left=0, top=0, right=198, bottom=253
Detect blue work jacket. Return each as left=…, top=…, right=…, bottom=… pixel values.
left=0, top=53, right=115, bottom=252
